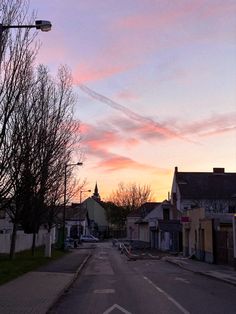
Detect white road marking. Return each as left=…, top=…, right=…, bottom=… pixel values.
left=103, top=304, right=132, bottom=314
left=93, top=289, right=115, bottom=294
left=175, top=277, right=190, bottom=284
left=143, top=276, right=190, bottom=314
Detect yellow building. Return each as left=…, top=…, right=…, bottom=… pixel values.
left=183, top=208, right=234, bottom=265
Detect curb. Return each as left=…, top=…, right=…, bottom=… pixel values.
left=66, top=253, right=92, bottom=290
left=164, top=258, right=236, bottom=287
left=46, top=253, right=91, bottom=313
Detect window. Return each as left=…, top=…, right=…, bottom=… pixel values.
left=163, top=208, right=170, bottom=220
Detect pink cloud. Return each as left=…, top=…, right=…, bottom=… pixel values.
left=36, top=0, right=236, bottom=86
left=73, top=63, right=133, bottom=84
left=80, top=122, right=140, bottom=154
left=86, top=132, right=118, bottom=150
left=115, top=3, right=195, bottom=30
left=79, top=121, right=170, bottom=174
left=178, top=112, right=236, bottom=137
left=79, top=84, right=182, bottom=140
left=115, top=90, right=140, bottom=101
left=200, top=126, right=236, bottom=137
left=115, top=1, right=235, bottom=32
left=97, top=156, right=144, bottom=171
left=96, top=155, right=170, bottom=175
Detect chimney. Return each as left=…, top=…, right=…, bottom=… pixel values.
left=213, top=168, right=225, bottom=174
left=175, top=166, right=178, bottom=173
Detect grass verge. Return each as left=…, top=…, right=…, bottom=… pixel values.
left=0, top=246, right=68, bottom=286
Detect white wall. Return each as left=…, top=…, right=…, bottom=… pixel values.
left=126, top=217, right=139, bottom=240
left=139, top=224, right=149, bottom=242
left=0, top=228, right=55, bottom=254
left=160, top=231, right=170, bottom=251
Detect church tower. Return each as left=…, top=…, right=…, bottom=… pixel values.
left=92, top=182, right=101, bottom=201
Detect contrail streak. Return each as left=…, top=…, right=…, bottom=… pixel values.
left=79, top=84, right=180, bottom=139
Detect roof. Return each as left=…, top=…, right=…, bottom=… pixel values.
left=127, top=202, right=160, bottom=218
left=66, top=204, right=87, bottom=221
left=175, top=170, right=236, bottom=200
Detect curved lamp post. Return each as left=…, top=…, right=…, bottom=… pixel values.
left=62, top=162, right=83, bottom=250
left=0, top=20, right=52, bottom=61
left=0, top=20, right=52, bottom=33
left=80, top=189, right=91, bottom=204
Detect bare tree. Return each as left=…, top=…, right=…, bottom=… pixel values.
left=0, top=0, right=37, bottom=198
left=11, top=65, right=81, bottom=255
left=0, top=1, right=82, bottom=258
left=0, top=0, right=38, bottom=259
left=108, top=182, right=153, bottom=214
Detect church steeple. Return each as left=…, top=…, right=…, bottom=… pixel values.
left=92, top=182, right=100, bottom=200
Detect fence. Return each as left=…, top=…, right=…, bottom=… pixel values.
left=0, top=229, right=55, bottom=254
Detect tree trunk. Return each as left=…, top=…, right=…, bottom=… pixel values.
left=31, top=232, right=36, bottom=256
left=44, top=229, right=52, bottom=258
left=9, top=222, right=17, bottom=260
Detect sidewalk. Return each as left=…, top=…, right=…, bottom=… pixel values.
left=163, top=255, right=236, bottom=287
left=0, top=247, right=92, bottom=314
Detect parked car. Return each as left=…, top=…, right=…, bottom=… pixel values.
left=80, top=234, right=99, bottom=242
left=64, top=237, right=75, bottom=249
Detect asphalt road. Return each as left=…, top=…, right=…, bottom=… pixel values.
left=50, top=242, right=236, bottom=314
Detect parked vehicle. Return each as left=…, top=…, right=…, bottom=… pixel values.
left=64, top=237, right=75, bottom=249
left=80, top=234, right=99, bottom=242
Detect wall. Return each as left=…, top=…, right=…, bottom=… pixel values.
left=160, top=231, right=170, bottom=251
left=139, top=224, right=149, bottom=242
left=126, top=217, right=139, bottom=240
left=200, top=219, right=214, bottom=263
left=85, top=198, right=108, bottom=228
left=182, top=207, right=205, bottom=256
left=0, top=228, right=55, bottom=254
left=182, top=208, right=214, bottom=263
left=145, top=204, right=163, bottom=220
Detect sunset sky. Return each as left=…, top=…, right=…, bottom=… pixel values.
left=32, top=0, right=236, bottom=202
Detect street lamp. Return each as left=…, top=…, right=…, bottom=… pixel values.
left=80, top=189, right=91, bottom=203
left=62, top=162, right=83, bottom=250
left=0, top=20, right=52, bottom=33
left=0, top=20, right=52, bottom=61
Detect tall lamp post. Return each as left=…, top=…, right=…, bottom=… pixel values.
left=80, top=189, right=91, bottom=204
left=62, top=162, right=83, bottom=250
left=0, top=20, right=52, bottom=60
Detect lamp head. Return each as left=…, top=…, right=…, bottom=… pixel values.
left=35, top=20, right=52, bottom=32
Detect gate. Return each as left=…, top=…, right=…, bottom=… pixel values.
left=215, top=230, right=234, bottom=266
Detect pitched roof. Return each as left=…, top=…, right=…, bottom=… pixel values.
left=66, top=204, right=87, bottom=220
left=127, top=202, right=160, bottom=218
left=89, top=197, right=107, bottom=208
left=175, top=170, right=236, bottom=200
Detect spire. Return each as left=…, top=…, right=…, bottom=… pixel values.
left=92, top=182, right=100, bottom=200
